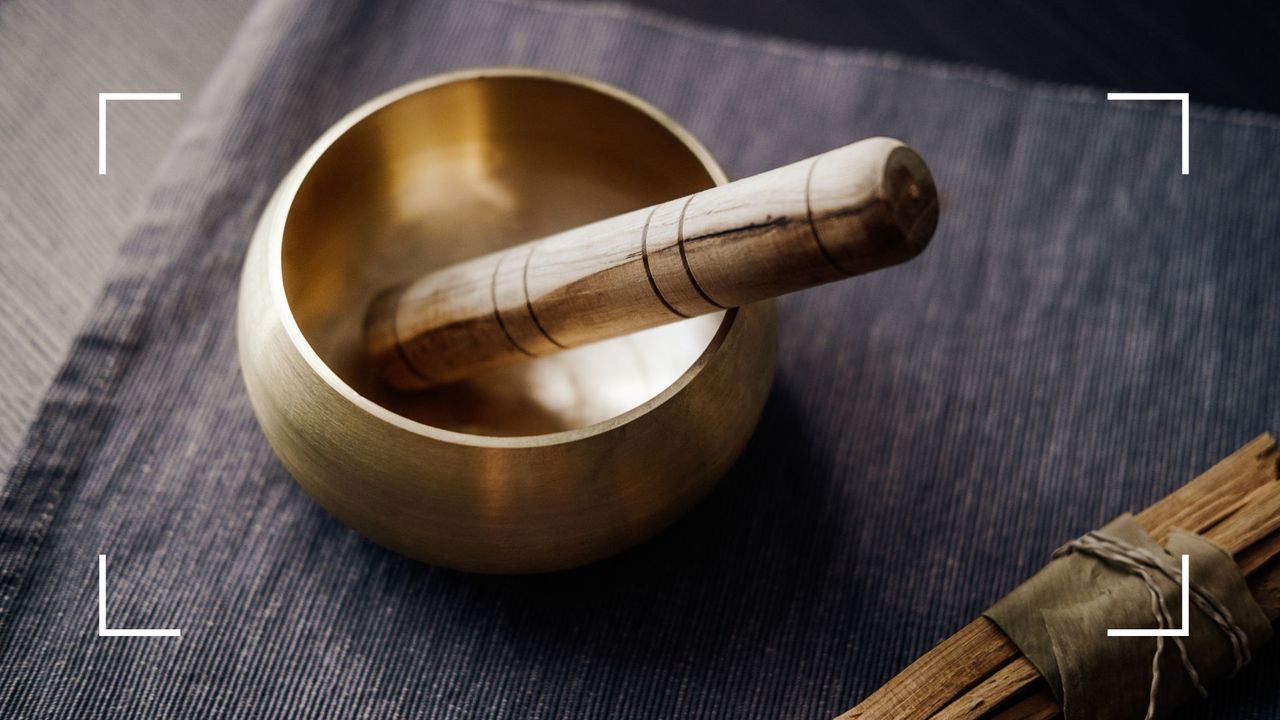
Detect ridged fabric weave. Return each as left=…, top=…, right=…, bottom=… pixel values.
left=2, top=0, right=1279, bottom=717
left=0, top=0, right=251, bottom=477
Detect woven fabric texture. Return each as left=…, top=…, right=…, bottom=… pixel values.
left=2, top=0, right=1279, bottom=717
left=0, top=0, right=252, bottom=478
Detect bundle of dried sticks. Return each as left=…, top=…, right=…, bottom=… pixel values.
left=839, top=433, right=1280, bottom=720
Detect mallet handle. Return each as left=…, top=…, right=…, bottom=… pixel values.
left=366, top=137, right=938, bottom=389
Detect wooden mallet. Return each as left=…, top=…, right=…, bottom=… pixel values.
left=365, top=136, right=939, bottom=389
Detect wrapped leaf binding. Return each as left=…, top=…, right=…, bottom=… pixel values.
left=840, top=434, right=1280, bottom=720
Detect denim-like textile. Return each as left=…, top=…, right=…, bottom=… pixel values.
left=2, top=0, right=1279, bottom=717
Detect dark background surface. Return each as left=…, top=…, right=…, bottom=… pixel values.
left=2, top=1, right=1279, bottom=718
left=615, top=0, right=1280, bottom=115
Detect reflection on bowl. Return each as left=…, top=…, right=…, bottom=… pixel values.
left=238, top=68, right=777, bottom=573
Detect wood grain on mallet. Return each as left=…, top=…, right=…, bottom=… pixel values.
left=365, top=137, right=939, bottom=389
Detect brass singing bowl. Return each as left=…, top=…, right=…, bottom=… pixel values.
left=237, top=69, right=778, bottom=573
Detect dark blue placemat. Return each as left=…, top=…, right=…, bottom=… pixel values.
left=2, top=0, right=1279, bottom=717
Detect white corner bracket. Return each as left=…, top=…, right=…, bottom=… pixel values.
left=1105, top=92, right=1190, bottom=175
left=1107, top=553, right=1190, bottom=637
left=97, top=92, right=181, bottom=175
left=97, top=554, right=181, bottom=637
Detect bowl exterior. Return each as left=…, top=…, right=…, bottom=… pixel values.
left=236, top=70, right=778, bottom=573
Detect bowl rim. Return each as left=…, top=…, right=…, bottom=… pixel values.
left=264, top=67, right=742, bottom=449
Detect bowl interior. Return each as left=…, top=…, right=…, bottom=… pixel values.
left=282, top=73, right=725, bottom=436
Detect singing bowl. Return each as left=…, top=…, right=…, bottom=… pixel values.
left=237, top=68, right=778, bottom=573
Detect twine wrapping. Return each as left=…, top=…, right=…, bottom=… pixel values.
left=984, top=514, right=1272, bottom=720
